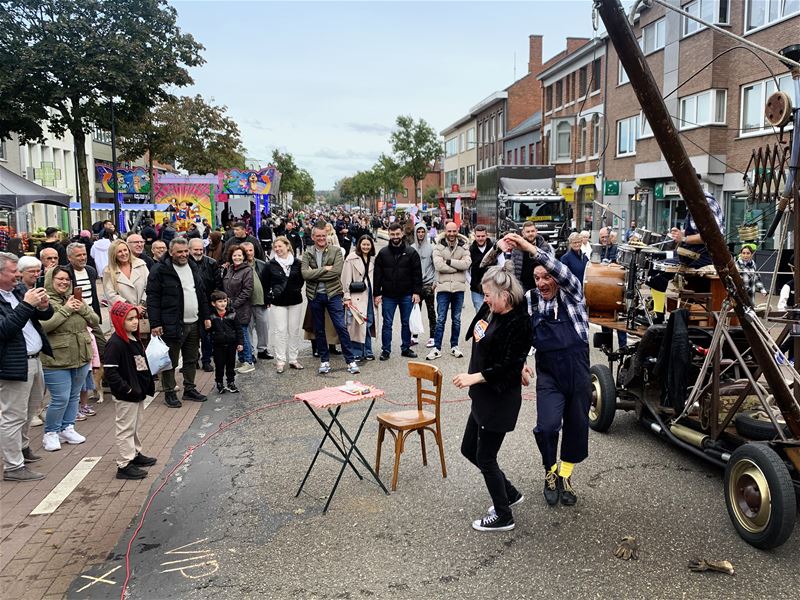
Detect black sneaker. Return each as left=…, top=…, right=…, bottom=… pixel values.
left=202, top=363, right=214, bottom=372
left=472, top=511, right=515, bottom=532
left=164, top=392, right=182, bottom=408
left=183, top=389, right=207, bottom=402
left=543, top=470, right=560, bottom=506
left=379, top=351, right=391, bottom=361
left=400, top=349, right=418, bottom=358
left=365, top=355, right=376, bottom=361
left=329, top=345, right=342, bottom=355
left=131, top=453, right=157, bottom=467
left=226, top=383, right=240, bottom=393
left=559, top=476, right=577, bottom=506
left=116, top=464, right=148, bottom=480
left=257, top=350, right=274, bottom=360
left=216, top=382, right=225, bottom=394
left=22, top=447, right=42, bottom=463
left=488, top=491, right=524, bottom=514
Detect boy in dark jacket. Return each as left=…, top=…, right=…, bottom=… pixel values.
left=209, top=290, right=244, bottom=394
left=104, top=301, right=157, bottom=480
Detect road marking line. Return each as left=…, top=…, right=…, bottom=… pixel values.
left=144, top=394, right=155, bottom=409
left=30, top=456, right=102, bottom=515
left=161, top=554, right=215, bottom=566
left=75, top=565, right=121, bottom=592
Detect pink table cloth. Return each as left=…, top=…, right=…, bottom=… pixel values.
left=295, top=384, right=385, bottom=409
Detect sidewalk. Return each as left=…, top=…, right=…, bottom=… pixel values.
left=0, top=367, right=216, bottom=599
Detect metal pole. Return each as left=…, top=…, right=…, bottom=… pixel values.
left=596, top=0, right=800, bottom=436
left=110, top=98, right=120, bottom=233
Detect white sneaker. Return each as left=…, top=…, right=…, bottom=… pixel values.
left=347, top=361, right=360, bottom=375
left=42, top=431, right=61, bottom=452
left=30, top=415, right=43, bottom=427
left=236, top=362, right=255, bottom=374
left=426, top=349, right=442, bottom=361
left=318, top=361, right=331, bottom=374
left=58, top=425, right=86, bottom=445
left=451, top=347, right=464, bottom=358
left=426, top=338, right=435, bottom=348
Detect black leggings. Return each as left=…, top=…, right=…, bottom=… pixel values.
left=213, top=343, right=236, bottom=384
left=461, top=413, right=519, bottom=520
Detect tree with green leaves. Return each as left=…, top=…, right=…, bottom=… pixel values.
left=0, top=0, right=204, bottom=227
left=390, top=115, right=441, bottom=205
left=372, top=153, right=404, bottom=198
left=119, top=95, right=246, bottom=179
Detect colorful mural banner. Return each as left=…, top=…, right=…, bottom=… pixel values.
left=153, top=174, right=215, bottom=232
left=219, top=167, right=281, bottom=197
left=96, top=165, right=152, bottom=195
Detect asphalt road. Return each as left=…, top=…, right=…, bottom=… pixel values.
left=70, top=267, right=800, bottom=600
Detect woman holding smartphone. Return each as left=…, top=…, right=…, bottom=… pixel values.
left=39, top=266, right=99, bottom=452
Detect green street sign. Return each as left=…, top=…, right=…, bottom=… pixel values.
left=604, top=180, right=620, bottom=195
left=654, top=182, right=664, bottom=199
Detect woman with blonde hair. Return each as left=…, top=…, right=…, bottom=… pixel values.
left=102, top=239, right=149, bottom=341
left=266, top=236, right=304, bottom=372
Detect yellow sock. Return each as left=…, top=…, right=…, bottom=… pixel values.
left=651, top=290, right=666, bottom=314
left=548, top=463, right=558, bottom=474
left=559, top=461, right=574, bottom=479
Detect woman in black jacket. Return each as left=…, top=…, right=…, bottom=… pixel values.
left=266, top=236, right=305, bottom=373
left=453, top=265, right=532, bottom=532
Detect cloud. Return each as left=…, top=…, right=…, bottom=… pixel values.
left=343, top=122, right=394, bottom=136
left=241, top=118, right=271, bottom=131
left=305, top=148, right=381, bottom=161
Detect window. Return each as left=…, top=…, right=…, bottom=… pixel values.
left=578, top=119, right=588, bottom=158
left=514, top=148, right=519, bottom=164
left=0, top=140, right=5, bottom=161
left=555, top=80, right=563, bottom=107
left=741, top=73, right=793, bottom=135
left=578, top=66, right=588, bottom=98
left=483, top=121, right=488, bottom=145
left=459, top=167, right=465, bottom=186
left=507, top=150, right=513, bottom=164
left=490, top=116, right=495, bottom=141
left=555, top=121, right=571, bottom=161
left=498, top=112, right=504, bottom=138
left=618, top=59, right=629, bottom=85
left=445, top=170, right=458, bottom=188
left=445, top=137, right=458, bottom=157
left=746, top=0, right=797, bottom=31
left=466, top=165, right=475, bottom=185
left=520, top=146, right=526, bottom=165
left=684, top=0, right=730, bottom=36
left=458, top=133, right=465, bottom=153
left=679, top=89, right=727, bottom=129
left=93, top=128, right=112, bottom=144
left=546, top=86, right=553, bottom=112
left=466, top=127, right=475, bottom=148
left=591, top=59, right=601, bottom=92
left=565, top=74, right=572, bottom=104
left=617, top=115, right=639, bottom=157
left=639, top=112, right=654, bottom=138
left=642, top=18, right=666, bottom=53
left=592, top=115, right=601, bottom=156
left=530, top=143, right=536, bottom=165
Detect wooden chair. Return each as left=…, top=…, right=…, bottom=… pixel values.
left=375, top=361, right=446, bottom=491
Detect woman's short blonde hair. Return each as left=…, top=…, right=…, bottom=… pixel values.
left=481, top=265, right=524, bottom=307
left=568, top=232, right=582, bottom=244
left=273, top=235, right=291, bottom=248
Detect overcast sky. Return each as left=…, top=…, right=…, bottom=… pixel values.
left=174, top=1, right=597, bottom=189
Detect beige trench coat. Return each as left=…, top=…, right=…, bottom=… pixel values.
left=341, top=252, right=375, bottom=344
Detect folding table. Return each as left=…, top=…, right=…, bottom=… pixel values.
left=295, top=384, right=389, bottom=512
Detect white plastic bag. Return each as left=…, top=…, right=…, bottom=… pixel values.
left=145, top=336, right=172, bottom=375
left=409, top=304, right=424, bottom=336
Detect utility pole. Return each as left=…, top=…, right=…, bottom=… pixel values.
left=596, top=0, right=800, bottom=438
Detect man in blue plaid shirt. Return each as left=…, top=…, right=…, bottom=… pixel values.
left=505, top=232, right=590, bottom=509
left=648, top=184, right=725, bottom=323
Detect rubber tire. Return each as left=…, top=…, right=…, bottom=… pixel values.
left=724, top=443, right=796, bottom=550
left=734, top=411, right=789, bottom=441
left=589, top=364, right=616, bottom=433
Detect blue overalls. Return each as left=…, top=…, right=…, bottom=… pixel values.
left=531, top=295, right=591, bottom=470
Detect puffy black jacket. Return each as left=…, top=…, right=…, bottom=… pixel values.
left=145, top=256, right=210, bottom=343
left=0, top=285, right=54, bottom=381
left=209, top=309, right=244, bottom=346
left=265, top=259, right=304, bottom=306
left=469, top=239, right=494, bottom=293
left=103, top=333, right=155, bottom=402
left=191, top=255, right=220, bottom=301
left=373, top=242, right=423, bottom=299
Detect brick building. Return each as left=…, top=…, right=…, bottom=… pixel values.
left=602, top=1, right=800, bottom=247
left=538, top=37, right=606, bottom=232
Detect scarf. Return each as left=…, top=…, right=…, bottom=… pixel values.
left=275, top=253, right=294, bottom=276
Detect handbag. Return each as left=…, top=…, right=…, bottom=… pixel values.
left=348, top=257, right=368, bottom=293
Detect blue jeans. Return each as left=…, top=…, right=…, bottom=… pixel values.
left=43, top=364, right=91, bottom=434
left=434, top=291, right=465, bottom=350
left=471, top=290, right=484, bottom=312
left=353, top=299, right=375, bottom=359
left=310, top=293, right=355, bottom=363
left=238, top=324, right=253, bottom=363
left=381, top=295, right=413, bottom=354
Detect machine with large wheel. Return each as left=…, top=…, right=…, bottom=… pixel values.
left=592, top=0, right=800, bottom=550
